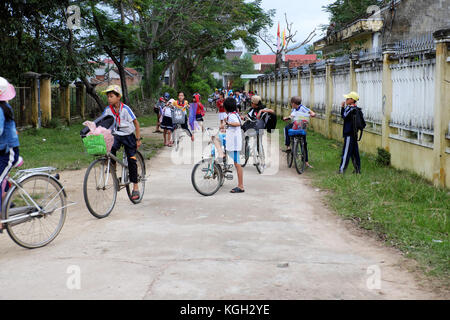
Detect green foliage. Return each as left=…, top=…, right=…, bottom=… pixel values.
left=323, top=0, right=387, bottom=30
left=159, top=85, right=178, bottom=100
left=376, top=147, right=391, bottom=167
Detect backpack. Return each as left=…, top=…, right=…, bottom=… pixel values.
left=172, top=107, right=186, bottom=124
left=80, top=114, right=115, bottom=138
left=352, top=107, right=366, bottom=141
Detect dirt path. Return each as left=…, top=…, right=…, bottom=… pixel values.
left=0, top=112, right=445, bottom=299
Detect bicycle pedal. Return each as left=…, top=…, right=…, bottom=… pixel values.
left=224, top=174, right=233, bottom=180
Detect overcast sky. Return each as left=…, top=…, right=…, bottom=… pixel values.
left=255, top=0, right=332, bottom=54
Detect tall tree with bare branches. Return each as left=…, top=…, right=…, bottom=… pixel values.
left=258, top=13, right=316, bottom=70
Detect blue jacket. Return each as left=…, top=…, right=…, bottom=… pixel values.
left=0, top=103, right=20, bottom=152
left=341, top=105, right=357, bottom=137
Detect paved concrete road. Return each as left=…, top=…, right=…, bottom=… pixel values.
left=0, top=112, right=444, bottom=299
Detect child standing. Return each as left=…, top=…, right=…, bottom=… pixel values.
left=221, top=97, right=244, bottom=193
left=101, top=85, right=142, bottom=200
left=0, top=77, right=22, bottom=232
left=339, top=91, right=362, bottom=174
left=217, top=92, right=226, bottom=126
left=160, top=98, right=175, bottom=146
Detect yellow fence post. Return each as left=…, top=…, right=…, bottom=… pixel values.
left=432, top=29, right=450, bottom=188
left=40, top=73, right=51, bottom=127
left=381, top=44, right=397, bottom=152
left=325, top=59, right=335, bottom=139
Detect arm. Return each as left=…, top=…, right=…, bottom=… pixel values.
left=133, top=119, right=141, bottom=148
left=0, top=109, right=5, bottom=136
left=309, top=110, right=316, bottom=118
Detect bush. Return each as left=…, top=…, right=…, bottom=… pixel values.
left=376, top=147, right=391, bottom=166
left=159, top=85, right=177, bottom=100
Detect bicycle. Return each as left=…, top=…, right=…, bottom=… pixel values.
left=285, top=119, right=309, bottom=175
left=240, top=117, right=265, bottom=174
left=83, top=149, right=146, bottom=219
left=191, top=128, right=233, bottom=196
left=0, top=166, right=73, bottom=249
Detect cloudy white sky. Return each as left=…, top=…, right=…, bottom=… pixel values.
left=256, top=0, right=332, bottom=54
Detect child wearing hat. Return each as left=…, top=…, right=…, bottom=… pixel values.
left=102, top=85, right=142, bottom=200
left=0, top=77, right=23, bottom=232
left=339, top=91, right=362, bottom=174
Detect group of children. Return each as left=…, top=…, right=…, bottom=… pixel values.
left=0, top=77, right=364, bottom=227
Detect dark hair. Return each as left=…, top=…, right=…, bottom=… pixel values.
left=224, top=97, right=237, bottom=113
left=107, top=91, right=121, bottom=98
left=290, top=96, right=302, bottom=106
left=219, top=93, right=224, bottom=98
left=0, top=101, right=14, bottom=122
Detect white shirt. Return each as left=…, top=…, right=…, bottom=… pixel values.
left=225, top=113, right=242, bottom=151
left=163, top=106, right=172, bottom=117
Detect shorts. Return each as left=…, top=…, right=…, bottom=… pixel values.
left=160, top=116, right=174, bottom=131
left=219, top=112, right=227, bottom=121
left=227, top=151, right=240, bottom=164
left=196, top=114, right=204, bottom=122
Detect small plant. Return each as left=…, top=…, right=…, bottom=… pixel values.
left=376, top=147, right=391, bottom=167
left=44, top=118, right=63, bottom=129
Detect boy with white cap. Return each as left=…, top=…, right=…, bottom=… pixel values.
left=339, top=91, right=362, bottom=174
left=0, top=77, right=23, bottom=232
left=102, top=85, right=142, bottom=200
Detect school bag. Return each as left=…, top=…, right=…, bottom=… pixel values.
left=172, top=107, right=186, bottom=125
left=352, top=107, right=366, bottom=141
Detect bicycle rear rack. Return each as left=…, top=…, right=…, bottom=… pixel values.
left=13, top=167, right=57, bottom=180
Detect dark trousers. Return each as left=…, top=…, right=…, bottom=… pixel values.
left=284, top=123, right=308, bottom=162
left=0, top=147, right=20, bottom=210
left=339, top=135, right=360, bottom=173
left=111, top=134, right=138, bottom=184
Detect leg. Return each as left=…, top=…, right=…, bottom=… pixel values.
left=303, top=137, right=312, bottom=167
left=284, top=123, right=293, bottom=149
left=352, top=139, right=361, bottom=173
left=339, top=136, right=354, bottom=174
left=123, top=135, right=139, bottom=193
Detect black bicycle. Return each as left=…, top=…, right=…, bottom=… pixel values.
left=286, top=130, right=307, bottom=174
left=240, top=117, right=265, bottom=174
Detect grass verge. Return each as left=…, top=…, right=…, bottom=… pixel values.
left=18, top=114, right=161, bottom=170
left=276, top=119, right=449, bottom=283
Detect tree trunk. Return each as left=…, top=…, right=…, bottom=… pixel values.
left=144, top=50, right=154, bottom=99
left=81, top=77, right=105, bottom=113
left=275, top=52, right=283, bottom=70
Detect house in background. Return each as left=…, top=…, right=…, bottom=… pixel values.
left=89, top=58, right=142, bottom=89
left=252, top=54, right=318, bottom=73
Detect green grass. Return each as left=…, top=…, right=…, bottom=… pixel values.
left=275, top=119, right=449, bottom=282
left=18, top=114, right=160, bottom=170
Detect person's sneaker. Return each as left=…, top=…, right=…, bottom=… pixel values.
left=14, top=156, right=24, bottom=168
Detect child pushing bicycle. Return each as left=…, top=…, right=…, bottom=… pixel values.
left=102, top=85, right=142, bottom=201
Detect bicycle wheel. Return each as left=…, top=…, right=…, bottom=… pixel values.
left=83, top=158, right=118, bottom=219
left=191, top=158, right=223, bottom=196
left=294, top=137, right=306, bottom=174
left=255, top=133, right=265, bottom=174
left=240, top=136, right=250, bottom=167
left=126, top=151, right=146, bottom=204
left=4, top=174, right=67, bottom=249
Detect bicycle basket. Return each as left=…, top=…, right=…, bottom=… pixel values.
left=172, top=108, right=186, bottom=124
left=83, top=134, right=107, bottom=155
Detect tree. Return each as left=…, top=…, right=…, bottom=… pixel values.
left=323, top=0, right=386, bottom=31
left=258, top=13, right=316, bottom=70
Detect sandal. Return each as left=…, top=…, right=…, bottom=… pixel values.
left=230, top=187, right=245, bottom=193
left=131, top=190, right=140, bottom=200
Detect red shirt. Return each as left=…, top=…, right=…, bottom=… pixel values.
left=196, top=102, right=205, bottom=115
left=217, top=99, right=225, bottom=113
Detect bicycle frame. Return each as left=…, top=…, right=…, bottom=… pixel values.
left=0, top=167, right=74, bottom=225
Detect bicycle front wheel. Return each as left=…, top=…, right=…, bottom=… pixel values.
left=255, top=133, right=265, bottom=174
left=83, top=158, right=118, bottom=219
left=5, top=174, right=67, bottom=249
left=240, top=136, right=250, bottom=168
left=294, top=138, right=306, bottom=174
left=126, top=151, right=146, bottom=204
left=191, top=158, right=223, bottom=196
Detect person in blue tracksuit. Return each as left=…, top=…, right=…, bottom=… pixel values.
left=339, top=91, right=361, bottom=174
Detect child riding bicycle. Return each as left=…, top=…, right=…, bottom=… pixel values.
left=102, top=85, right=142, bottom=201
left=283, top=96, right=316, bottom=169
